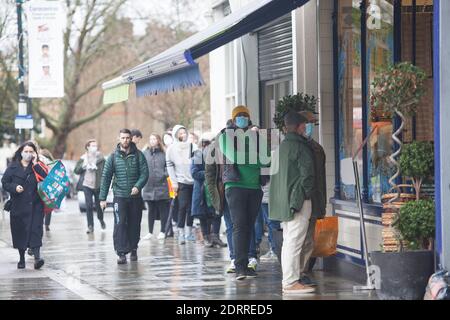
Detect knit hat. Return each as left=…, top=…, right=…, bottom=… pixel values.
left=231, top=105, right=250, bottom=121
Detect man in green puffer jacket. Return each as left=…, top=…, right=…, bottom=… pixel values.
left=100, top=129, right=149, bottom=265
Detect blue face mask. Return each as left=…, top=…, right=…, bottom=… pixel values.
left=305, top=123, right=314, bottom=138
left=235, top=116, right=249, bottom=129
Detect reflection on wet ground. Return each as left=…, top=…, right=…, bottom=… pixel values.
left=0, top=200, right=377, bottom=300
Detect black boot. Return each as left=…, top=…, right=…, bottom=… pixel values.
left=33, top=247, right=45, bottom=270
left=211, top=234, right=227, bottom=248
left=203, top=234, right=213, bottom=247
left=18, top=249, right=25, bottom=269
left=130, top=250, right=138, bottom=262
left=117, top=253, right=127, bottom=265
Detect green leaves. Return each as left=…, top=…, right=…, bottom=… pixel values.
left=399, top=141, right=434, bottom=180
left=370, top=62, right=427, bottom=119
left=394, top=199, right=435, bottom=250
left=273, top=93, right=317, bottom=131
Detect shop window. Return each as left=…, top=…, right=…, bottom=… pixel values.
left=337, top=0, right=363, bottom=201
left=367, top=0, right=394, bottom=203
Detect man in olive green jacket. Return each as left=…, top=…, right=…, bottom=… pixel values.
left=100, top=129, right=149, bottom=265
left=269, top=111, right=315, bottom=295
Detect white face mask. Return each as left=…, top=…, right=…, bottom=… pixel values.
left=21, top=152, right=34, bottom=162
left=88, top=146, right=98, bottom=153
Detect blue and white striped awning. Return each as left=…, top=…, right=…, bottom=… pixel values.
left=102, top=0, right=309, bottom=104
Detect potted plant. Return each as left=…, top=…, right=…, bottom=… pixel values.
left=273, top=93, right=317, bottom=132
left=370, top=62, right=427, bottom=198
left=371, top=141, right=435, bottom=300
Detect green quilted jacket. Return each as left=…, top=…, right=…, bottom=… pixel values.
left=99, top=143, right=149, bottom=200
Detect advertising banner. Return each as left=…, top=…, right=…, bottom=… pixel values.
left=28, top=1, right=65, bottom=98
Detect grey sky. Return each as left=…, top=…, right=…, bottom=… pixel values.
left=123, top=0, right=210, bottom=35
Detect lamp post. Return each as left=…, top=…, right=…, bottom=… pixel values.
left=16, top=0, right=28, bottom=144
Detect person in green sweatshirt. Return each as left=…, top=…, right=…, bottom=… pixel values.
left=218, top=105, right=269, bottom=280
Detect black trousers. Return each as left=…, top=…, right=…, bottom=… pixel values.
left=44, top=212, right=51, bottom=226
left=225, top=187, right=263, bottom=273
left=176, top=183, right=194, bottom=229
left=200, top=216, right=221, bottom=236
left=147, top=200, right=170, bottom=234
left=83, top=187, right=103, bottom=228
left=113, top=197, right=143, bottom=255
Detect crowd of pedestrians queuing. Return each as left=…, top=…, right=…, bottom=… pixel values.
left=2, top=105, right=327, bottom=297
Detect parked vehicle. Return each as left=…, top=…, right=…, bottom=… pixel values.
left=77, top=188, right=113, bottom=212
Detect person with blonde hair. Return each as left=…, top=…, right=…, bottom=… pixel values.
left=142, top=134, right=170, bottom=241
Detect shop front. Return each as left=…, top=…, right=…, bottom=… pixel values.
left=326, top=0, right=436, bottom=275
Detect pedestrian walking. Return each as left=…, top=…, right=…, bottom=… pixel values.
left=131, top=129, right=143, bottom=148
left=1, top=141, right=48, bottom=269
left=141, top=134, right=170, bottom=241
left=99, top=129, right=149, bottom=264
left=191, top=132, right=227, bottom=248
left=269, top=111, right=316, bottom=295
left=74, top=139, right=106, bottom=234
left=218, top=106, right=268, bottom=280
left=166, top=125, right=197, bottom=244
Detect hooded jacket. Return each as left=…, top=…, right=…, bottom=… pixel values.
left=165, top=125, right=197, bottom=188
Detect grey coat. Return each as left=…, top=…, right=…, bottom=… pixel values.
left=142, top=147, right=170, bottom=201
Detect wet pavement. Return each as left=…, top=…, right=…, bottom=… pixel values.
left=0, top=200, right=378, bottom=300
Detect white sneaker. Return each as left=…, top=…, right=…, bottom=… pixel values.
left=260, top=250, right=277, bottom=261
left=248, top=257, right=258, bottom=271
left=226, top=260, right=236, bottom=273
left=142, top=233, right=153, bottom=240
left=157, top=232, right=165, bottom=240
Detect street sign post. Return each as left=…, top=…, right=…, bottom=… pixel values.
left=15, top=115, right=34, bottom=130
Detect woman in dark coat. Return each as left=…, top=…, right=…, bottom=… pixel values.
left=191, top=133, right=227, bottom=248
left=141, top=134, right=171, bottom=240
left=1, top=141, right=47, bottom=269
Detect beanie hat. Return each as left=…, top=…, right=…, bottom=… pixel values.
left=231, top=105, right=250, bottom=121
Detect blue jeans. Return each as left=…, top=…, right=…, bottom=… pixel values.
left=223, top=199, right=257, bottom=261
left=258, top=203, right=281, bottom=252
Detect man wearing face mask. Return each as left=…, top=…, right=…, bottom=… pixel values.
left=269, top=111, right=316, bottom=295
left=218, top=106, right=268, bottom=280
left=296, top=111, right=327, bottom=287
left=75, top=139, right=106, bottom=234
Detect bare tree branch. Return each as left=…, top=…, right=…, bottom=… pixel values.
left=69, top=96, right=115, bottom=130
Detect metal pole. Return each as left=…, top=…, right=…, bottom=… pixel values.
left=353, top=160, right=376, bottom=290
left=16, top=0, right=27, bottom=144
left=352, top=125, right=380, bottom=291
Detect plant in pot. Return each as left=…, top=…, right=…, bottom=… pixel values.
left=273, top=93, right=317, bottom=132
left=371, top=141, right=435, bottom=300
left=370, top=62, right=427, bottom=200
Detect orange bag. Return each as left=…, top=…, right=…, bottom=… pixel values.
left=311, top=216, right=338, bottom=257
left=167, top=177, right=176, bottom=199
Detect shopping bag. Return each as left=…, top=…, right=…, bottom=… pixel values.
left=32, top=161, right=52, bottom=215
left=167, top=177, right=176, bottom=199
left=311, top=216, right=338, bottom=257
left=37, top=160, right=70, bottom=210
